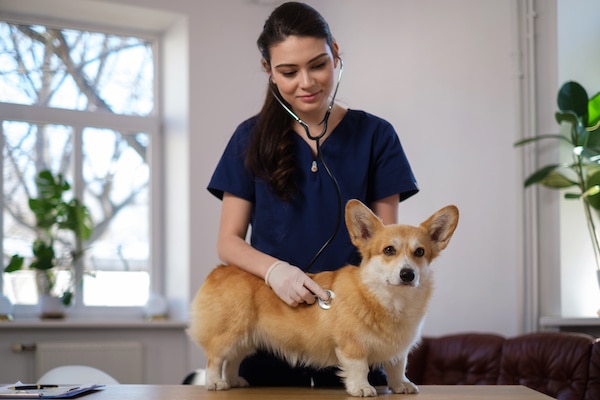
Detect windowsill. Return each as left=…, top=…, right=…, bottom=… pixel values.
left=0, top=318, right=188, bottom=329
left=3, top=300, right=188, bottom=322
left=540, top=315, right=600, bottom=326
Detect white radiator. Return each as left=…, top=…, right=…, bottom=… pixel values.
left=35, top=341, right=144, bottom=383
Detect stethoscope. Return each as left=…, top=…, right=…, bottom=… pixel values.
left=270, top=57, right=344, bottom=271
left=270, top=57, right=343, bottom=142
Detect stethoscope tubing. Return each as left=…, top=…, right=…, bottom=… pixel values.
left=271, top=58, right=343, bottom=142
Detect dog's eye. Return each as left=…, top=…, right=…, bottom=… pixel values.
left=414, top=247, right=425, bottom=257
left=383, top=246, right=396, bottom=256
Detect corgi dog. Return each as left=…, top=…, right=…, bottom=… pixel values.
left=188, top=199, right=459, bottom=397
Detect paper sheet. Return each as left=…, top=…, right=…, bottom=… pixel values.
left=0, top=383, right=105, bottom=398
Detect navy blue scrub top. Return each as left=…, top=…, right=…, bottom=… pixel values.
left=208, top=109, right=418, bottom=273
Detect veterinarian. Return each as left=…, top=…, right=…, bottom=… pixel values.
left=207, top=1, right=418, bottom=388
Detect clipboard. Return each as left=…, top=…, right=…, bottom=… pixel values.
left=0, top=384, right=105, bottom=399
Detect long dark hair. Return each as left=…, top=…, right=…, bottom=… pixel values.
left=246, top=2, right=335, bottom=202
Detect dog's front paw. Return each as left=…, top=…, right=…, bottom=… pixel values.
left=390, top=381, right=419, bottom=394
left=205, top=379, right=229, bottom=391
left=346, top=384, right=377, bottom=397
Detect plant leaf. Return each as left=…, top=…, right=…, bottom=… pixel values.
left=555, top=111, right=580, bottom=127
left=540, top=170, right=578, bottom=188
left=28, top=197, right=57, bottom=229
left=4, top=254, right=24, bottom=272
left=589, top=91, right=600, bottom=128
left=61, top=291, right=73, bottom=306
left=524, top=164, right=576, bottom=188
left=31, top=240, right=55, bottom=270
left=60, top=198, right=94, bottom=240
left=514, top=133, right=571, bottom=147
left=35, top=169, right=70, bottom=200
left=585, top=171, right=600, bottom=210
left=558, top=81, right=589, bottom=122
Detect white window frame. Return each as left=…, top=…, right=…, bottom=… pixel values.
left=0, top=14, right=164, bottom=318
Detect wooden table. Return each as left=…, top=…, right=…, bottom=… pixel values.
left=83, top=385, right=554, bottom=399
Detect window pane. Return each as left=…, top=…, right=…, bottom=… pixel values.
left=3, top=270, right=72, bottom=305
left=3, top=121, right=73, bottom=257
left=82, top=127, right=149, bottom=306
left=2, top=121, right=74, bottom=304
left=84, top=271, right=149, bottom=306
left=0, top=22, right=154, bottom=116
left=2, top=122, right=151, bottom=306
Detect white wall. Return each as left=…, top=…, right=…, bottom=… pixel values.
left=313, top=0, right=523, bottom=335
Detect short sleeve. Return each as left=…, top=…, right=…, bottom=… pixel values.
left=207, top=118, right=256, bottom=202
left=369, top=120, right=418, bottom=202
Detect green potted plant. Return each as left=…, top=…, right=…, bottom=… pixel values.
left=4, top=169, right=94, bottom=318
left=514, top=81, right=600, bottom=276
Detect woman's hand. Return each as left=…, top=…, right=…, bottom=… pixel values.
left=265, top=261, right=329, bottom=307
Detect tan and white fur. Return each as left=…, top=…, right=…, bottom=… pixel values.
left=188, top=199, right=459, bottom=397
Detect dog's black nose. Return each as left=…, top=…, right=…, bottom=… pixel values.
left=400, top=268, right=416, bottom=283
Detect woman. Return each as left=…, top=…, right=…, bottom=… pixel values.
left=207, top=1, right=418, bottom=387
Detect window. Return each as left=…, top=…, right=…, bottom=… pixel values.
left=0, top=20, right=160, bottom=310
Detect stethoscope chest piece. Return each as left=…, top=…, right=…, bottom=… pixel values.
left=318, top=289, right=335, bottom=310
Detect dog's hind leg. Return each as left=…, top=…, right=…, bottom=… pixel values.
left=204, top=354, right=229, bottom=391
left=205, top=343, right=252, bottom=390
left=336, top=350, right=377, bottom=397
left=383, top=356, right=419, bottom=394
left=223, top=349, right=251, bottom=388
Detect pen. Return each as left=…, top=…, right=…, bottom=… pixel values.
left=9, top=385, right=59, bottom=390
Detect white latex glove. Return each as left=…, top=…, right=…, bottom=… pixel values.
left=265, top=261, right=329, bottom=307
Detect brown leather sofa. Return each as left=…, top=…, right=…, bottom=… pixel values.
left=406, top=331, right=600, bottom=400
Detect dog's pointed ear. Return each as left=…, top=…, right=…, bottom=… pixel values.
left=345, top=199, right=383, bottom=247
left=420, top=205, right=459, bottom=251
